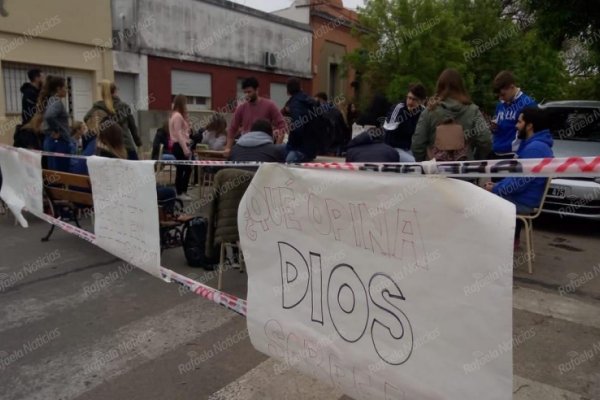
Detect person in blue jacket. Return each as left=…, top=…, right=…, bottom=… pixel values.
left=485, top=107, right=554, bottom=244
left=491, top=71, right=537, bottom=158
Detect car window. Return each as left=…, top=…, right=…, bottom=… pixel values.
left=550, top=108, right=600, bottom=142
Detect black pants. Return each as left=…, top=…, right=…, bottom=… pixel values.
left=173, top=144, right=191, bottom=195
left=489, top=151, right=516, bottom=182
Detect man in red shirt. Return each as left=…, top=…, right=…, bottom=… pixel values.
left=224, top=77, right=286, bottom=158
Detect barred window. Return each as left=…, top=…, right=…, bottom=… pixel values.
left=1, top=62, right=65, bottom=115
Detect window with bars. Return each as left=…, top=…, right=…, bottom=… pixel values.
left=1, top=62, right=65, bottom=115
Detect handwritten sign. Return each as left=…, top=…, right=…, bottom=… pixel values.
left=87, top=157, right=162, bottom=279
left=240, top=164, right=514, bottom=400
left=0, top=148, right=43, bottom=227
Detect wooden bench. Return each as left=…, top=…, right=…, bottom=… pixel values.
left=42, top=170, right=93, bottom=242
left=42, top=169, right=193, bottom=250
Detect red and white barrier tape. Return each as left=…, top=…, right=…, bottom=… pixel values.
left=2, top=145, right=599, bottom=178
left=35, top=212, right=247, bottom=317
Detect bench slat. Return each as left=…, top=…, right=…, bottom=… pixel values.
left=46, top=187, right=94, bottom=207
left=43, top=170, right=91, bottom=189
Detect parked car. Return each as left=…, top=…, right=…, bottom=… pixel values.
left=539, top=101, right=600, bottom=220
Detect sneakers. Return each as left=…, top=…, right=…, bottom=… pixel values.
left=177, top=193, right=193, bottom=201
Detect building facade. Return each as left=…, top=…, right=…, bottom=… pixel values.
left=273, top=0, right=360, bottom=103
left=0, top=0, right=114, bottom=145
left=111, top=0, right=313, bottom=141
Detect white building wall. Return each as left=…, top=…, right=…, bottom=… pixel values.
left=111, top=0, right=313, bottom=78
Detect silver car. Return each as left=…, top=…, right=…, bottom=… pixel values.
left=539, top=101, right=600, bottom=220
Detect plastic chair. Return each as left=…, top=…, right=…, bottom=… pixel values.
left=516, top=179, right=552, bottom=274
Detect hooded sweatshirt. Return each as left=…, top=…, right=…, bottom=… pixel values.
left=411, top=98, right=492, bottom=162
left=345, top=129, right=400, bottom=163
left=230, top=131, right=285, bottom=162
left=21, top=82, right=40, bottom=124
left=492, top=129, right=554, bottom=208
left=493, top=90, right=536, bottom=154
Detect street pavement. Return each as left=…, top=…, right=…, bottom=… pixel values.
left=0, top=206, right=599, bottom=400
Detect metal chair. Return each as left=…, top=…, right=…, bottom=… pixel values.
left=516, top=179, right=552, bottom=274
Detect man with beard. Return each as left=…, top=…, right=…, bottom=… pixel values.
left=485, top=107, right=553, bottom=247
left=224, top=77, right=286, bottom=158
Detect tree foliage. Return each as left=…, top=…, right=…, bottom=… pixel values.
left=346, top=0, right=589, bottom=114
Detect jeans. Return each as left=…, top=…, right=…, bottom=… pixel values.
left=127, top=149, right=139, bottom=160
left=173, top=143, right=191, bottom=195
left=396, top=148, right=416, bottom=162
left=161, top=153, right=176, bottom=161
left=504, top=196, right=534, bottom=239
left=43, top=136, right=71, bottom=172
left=286, top=150, right=307, bottom=163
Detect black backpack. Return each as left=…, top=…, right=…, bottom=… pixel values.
left=182, top=217, right=219, bottom=268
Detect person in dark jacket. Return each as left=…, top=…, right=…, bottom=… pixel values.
left=485, top=107, right=553, bottom=244
left=229, top=119, right=285, bottom=163
left=13, top=125, right=42, bottom=150
left=315, top=92, right=349, bottom=156
left=285, top=78, right=321, bottom=162
left=383, top=84, right=427, bottom=162
left=345, top=128, right=400, bottom=163
left=21, top=68, right=43, bottom=125
left=151, top=121, right=173, bottom=160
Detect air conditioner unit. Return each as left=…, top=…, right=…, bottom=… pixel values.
left=265, top=52, right=277, bottom=69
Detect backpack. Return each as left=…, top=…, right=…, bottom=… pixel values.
left=182, top=217, right=219, bottom=268
left=427, top=118, right=469, bottom=161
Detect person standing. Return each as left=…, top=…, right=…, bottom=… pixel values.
left=485, top=107, right=553, bottom=247
left=491, top=71, right=537, bottom=159
left=315, top=92, right=349, bottom=156
left=85, top=80, right=142, bottom=160
left=411, top=69, right=491, bottom=162
left=27, top=76, right=72, bottom=172
left=169, top=95, right=193, bottom=201
left=383, top=84, right=427, bottom=162
left=224, top=77, right=286, bottom=157
left=21, top=68, right=43, bottom=125
left=285, top=78, right=322, bottom=162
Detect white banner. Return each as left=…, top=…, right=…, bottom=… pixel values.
left=240, top=164, right=514, bottom=400
left=87, top=157, right=162, bottom=279
left=0, top=147, right=44, bottom=227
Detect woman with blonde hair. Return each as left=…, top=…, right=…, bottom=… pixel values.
left=84, top=80, right=142, bottom=160
left=169, top=94, right=192, bottom=200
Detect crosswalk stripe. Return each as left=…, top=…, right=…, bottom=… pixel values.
left=513, top=286, right=600, bottom=330
left=4, top=297, right=236, bottom=400
left=209, top=358, right=344, bottom=400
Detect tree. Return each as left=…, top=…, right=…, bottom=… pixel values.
left=346, top=0, right=578, bottom=112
